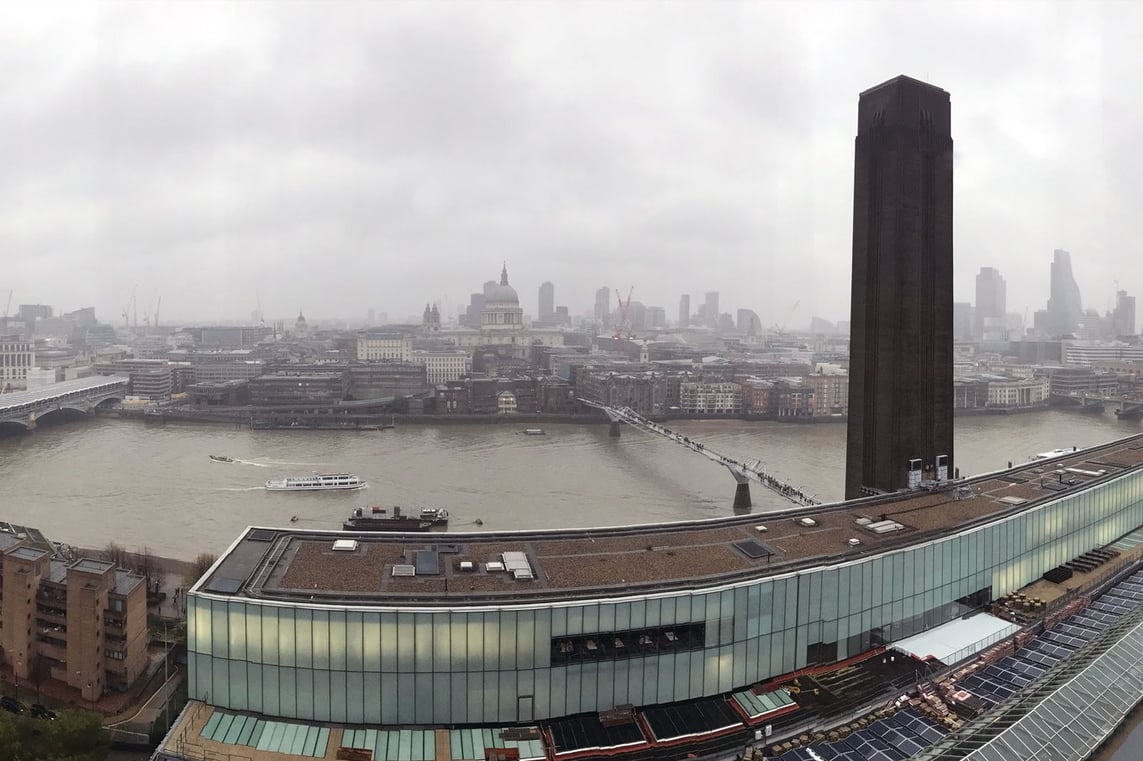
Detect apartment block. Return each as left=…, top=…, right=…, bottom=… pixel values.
left=0, top=533, right=147, bottom=701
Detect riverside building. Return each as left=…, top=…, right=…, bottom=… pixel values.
left=0, top=529, right=148, bottom=703
left=173, top=434, right=1143, bottom=748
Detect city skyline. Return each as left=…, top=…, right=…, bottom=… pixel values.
left=3, top=2, right=1143, bottom=327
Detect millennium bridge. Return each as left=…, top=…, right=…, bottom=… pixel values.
left=0, top=376, right=130, bottom=430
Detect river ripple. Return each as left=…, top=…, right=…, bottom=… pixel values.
left=0, top=411, right=1139, bottom=560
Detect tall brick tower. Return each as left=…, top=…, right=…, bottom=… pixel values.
left=845, top=76, right=954, bottom=499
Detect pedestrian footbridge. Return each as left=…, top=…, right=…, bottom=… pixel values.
left=0, top=376, right=130, bottom=430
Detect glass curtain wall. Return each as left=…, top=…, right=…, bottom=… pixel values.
left=189, top=470, right=1143, bottom=725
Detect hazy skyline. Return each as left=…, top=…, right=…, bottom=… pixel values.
left=3, top=1, right=1143, bottom=327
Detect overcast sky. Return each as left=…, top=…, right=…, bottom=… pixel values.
left=3, top=1, right=1142, bottom=328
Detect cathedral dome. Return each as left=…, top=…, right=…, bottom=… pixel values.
left=481, top=263, right=524, bottom=331
left=485, top=263, right=519, bottom=304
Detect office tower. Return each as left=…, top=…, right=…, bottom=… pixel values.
left=1113, top=291, right=1137, bottom=336
left=594, top=287, right=611, bottom=329
left=678, top=295, right=690, bottom=327
left=974, top=267, right=1006, bottom=340
left=845, top=75, right=954, bottom=499
left=737, top=309, right=762, bottom=335
left=704, top=292, right=719, bottom=328
left=539, top=282, right=554, bottom=322
left=953, top=302, right=974, bottom=342
left=1045, top=250, right=1083, bottom=336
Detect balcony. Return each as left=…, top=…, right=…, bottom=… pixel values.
left=36, top=609, right=66, bottom=626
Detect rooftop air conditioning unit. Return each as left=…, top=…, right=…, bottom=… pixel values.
left=798, top=517, right=818, bottom=527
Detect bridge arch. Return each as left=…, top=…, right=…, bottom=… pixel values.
left=0, top=420, right=30, bottom=435
left=33, top=407, right=94, bottom=426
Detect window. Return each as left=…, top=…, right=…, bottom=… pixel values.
left=550, top=621, right=706, bottom=665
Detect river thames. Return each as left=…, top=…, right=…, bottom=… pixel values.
left=2, top=409, right=1141, bottom=560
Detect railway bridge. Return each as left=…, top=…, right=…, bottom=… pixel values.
left=1051, top=391, right=1143, bottom=420
left=0, top=376, right=130, bottom=431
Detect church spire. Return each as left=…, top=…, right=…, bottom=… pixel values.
left=500, top=261, right=509, bottom=286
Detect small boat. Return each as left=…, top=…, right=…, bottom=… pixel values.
left=209, top=455, right=235, bottom=463
left=265, top=473, right=367, bottom=491
left=343, top=506, right=449, bottom=532
left=522, top=428, right=546, bottom=436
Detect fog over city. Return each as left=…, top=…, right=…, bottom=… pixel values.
left=3, top=1, right=1142, bottom=326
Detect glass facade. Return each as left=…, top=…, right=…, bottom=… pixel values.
left=189, top=469, right=1143, bottom=725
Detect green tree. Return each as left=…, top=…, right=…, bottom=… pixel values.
left=0, top=709, right=109, bottom=761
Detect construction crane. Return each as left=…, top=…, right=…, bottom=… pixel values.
left=142, top=288, right=159, bottom=327
left=613, top=287, right=634, bottom=339
left=122, top=286, right=137, bottom=329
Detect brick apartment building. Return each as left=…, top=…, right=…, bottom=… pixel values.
left=0, top=531, right=148, bottom=702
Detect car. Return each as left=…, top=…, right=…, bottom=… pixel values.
left=0, top=695, right=25, bottom=714
left=30, top=704, right=56, bottom=720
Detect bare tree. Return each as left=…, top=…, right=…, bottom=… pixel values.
left=102, top=541, right=129, bottom=569
left=135, top=545, right=162, bottom=596
left=184, top=552, right=218, bottom=588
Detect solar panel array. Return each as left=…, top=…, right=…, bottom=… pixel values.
left=779, top=565, right=1143, bottom=761
left=959, top=568, right=1143, bottom=705
left=778, top=708, right=946, bottom=761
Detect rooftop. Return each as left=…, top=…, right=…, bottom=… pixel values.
left=197, top=433, right=1143, bottom=607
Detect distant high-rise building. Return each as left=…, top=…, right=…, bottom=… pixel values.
left=1113, top=291, right=1137, bottom=336
left=845, top=75, right=954, bottom=500
left=594, top=287, right=611, bottom=329
left=974, top=267, right=1006, bottom=340
left=737, top=309, right=762, bottom=335
left=645, top=306, right=666, bottom=329
left=538, top=282, right=555, bottom=322
left=718, top=313, right=735, bottom=334
left=704, top=292, right=719, bottom=328
left=17, top=305, right=52, bottom=323
left=953, top=302, right=974, bottom=342
left=1044, top=249, right=1083, bottom=336
left=678, top=295, right=690, bottom=328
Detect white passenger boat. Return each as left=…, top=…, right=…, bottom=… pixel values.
left=265, top=473, right=367, bottom=491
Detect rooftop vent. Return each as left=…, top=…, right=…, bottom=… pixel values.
left=847, top=538, right=862, bottom=547
left=332, top=539, right=358, bottom=552
left=797, top=517, right=818, bottom=528
left=755, top=525, right=768, bottom=533
left=457, top=561, right=475, bottom=572
left=486, top=561, right=506, bottom=572
left=855, top=517, right=873, bottom=526
left=865, top=520, right=905, bottom=534
left=502, top=551, right=534, bottom=580
left=998, top=496, right=1028, bottom=506
left=391, top=564, right=415, bottom=577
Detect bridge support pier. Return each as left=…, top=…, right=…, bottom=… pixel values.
left=733, top=481, right=752, bottom=509
left=609, top=421, right=621, bottom=437
left=727, top=466, right=751, bottom=509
